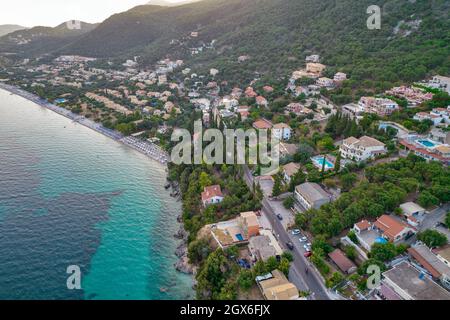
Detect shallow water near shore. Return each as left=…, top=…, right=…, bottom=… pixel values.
left=0, top=88, right=193, bottom=300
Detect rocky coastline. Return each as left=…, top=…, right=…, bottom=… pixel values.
left=168, top=181, right=197, bottom=277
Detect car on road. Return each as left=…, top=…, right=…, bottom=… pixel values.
left=276, top=214, right=283, bottom=220
left=286, top=241, right=294, bottom=250
left=291, top=229, right=301, bottom=235
left=306, top=242, right=312, bottom=247
left=304, top=251, right=312, bottom=258
left=299, top=237, right=308, bottom=242
left=304, top=244, right=311, bottom=252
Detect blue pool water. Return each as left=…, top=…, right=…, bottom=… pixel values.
left=54, top=98, right=67, bottom=104
left=236, top=234, right=244, bottom=241
left=418, top=140, right=436, bottom=148
left=375, top=237, right=388, bottom=244
left=312, top=156, right=334, bottom=170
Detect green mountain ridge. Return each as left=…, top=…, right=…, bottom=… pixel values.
left=1, top=0, right=449, bottom=91
left=0, top=21, right=99, bottom=56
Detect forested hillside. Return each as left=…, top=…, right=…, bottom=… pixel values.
left=1, top=0, right=448, bottom=91
left=0, top=22, right=98, bottom=57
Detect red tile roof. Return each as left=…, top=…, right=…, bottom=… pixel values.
left=374, top=215, right=412, bottom=241
left=328, top=249, right=356, bottom=273
left=201, top=185, right=223, bottom=202
left=253, top=118, right=273, bottom=130
left=400, top=139, right=449, bottom=162
left=355, top=219, right=371, bottom=231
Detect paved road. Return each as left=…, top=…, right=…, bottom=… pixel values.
left=243, top=166, right=330, bottom=300
left=418, top=203, right=450, bottom=242
left=419, top=203, right=450, bottom=232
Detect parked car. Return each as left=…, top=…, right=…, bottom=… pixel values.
left=304, top=251, right=312, bottom=258
left=435, top=222, right=447, bottom=228
left=299, top=237, right=308, bottom=242
left=237, top=259, right=251, bottom=269
left=291, top=229, right=301, bottom=235
left=286, top=241, right=294, bottom=250
left=276, top=214, right=283, bottom=220
left=304, top=244, right=311, bottom=252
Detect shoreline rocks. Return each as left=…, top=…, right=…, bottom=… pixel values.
left=173, top=214, right=196, bottom=276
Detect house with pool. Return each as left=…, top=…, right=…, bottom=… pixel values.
left=399, top=134, right=450, bottom=165
left=210, top=211, right=261, bottom=249
left=352, top=215, right=417, bottom=251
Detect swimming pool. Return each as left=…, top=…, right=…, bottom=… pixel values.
left=375, top=237, right=388, bottom=244
left=236, top=234, right=244, bottom=241
left=417, top=139, right=437, bottom=148
left=311, top=156, right=334, bottom=170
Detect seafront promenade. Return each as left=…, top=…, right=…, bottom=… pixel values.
left=0, top=83, right=169, bottom=164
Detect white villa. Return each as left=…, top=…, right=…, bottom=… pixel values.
left=339, top=136, right=387, bottom=162
left=272, top=123, right=292, bottom=140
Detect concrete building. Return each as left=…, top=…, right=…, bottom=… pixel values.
left=381, top=261, right=450, bottom=300
left=430, top=128, right=450, bottom=145
left=305, top=54, right=320, bottom=63
left=340, top=136, right=386, bottom=162
left=358, top=97, right=399, bottom=116
left=282, top=162, right=301, bottom=184
left=256, top=270, right=299, bottom=300
left=428, top=75, right=450, bottom=94
left=333, top=72, right=347, bottom=82
left=294, top=182, right=331, bottom=210
left=400, top=202, right=426, bottom=227
left=248, top=230, right=283, bottom=262
left=316, top=77, right=335, bottom=88
left=306, top=63, right=326, bottom=76
left=408, top=243, right=450, bottom=290
left=272, top=123, right=292, bottom=140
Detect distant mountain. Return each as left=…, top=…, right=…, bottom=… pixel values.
left=0, top=21, right=98, bottom=57
left=0, top=25, right=27, bottom=37
left=1, top=0, right=449, bottom=91
left=146, top=0, right=201, bottom=6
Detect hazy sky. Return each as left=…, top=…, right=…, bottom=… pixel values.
left=0, top=0, right=187, bottom=28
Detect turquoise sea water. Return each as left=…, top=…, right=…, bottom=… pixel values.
left=0, top=89, right=193, bottom=300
